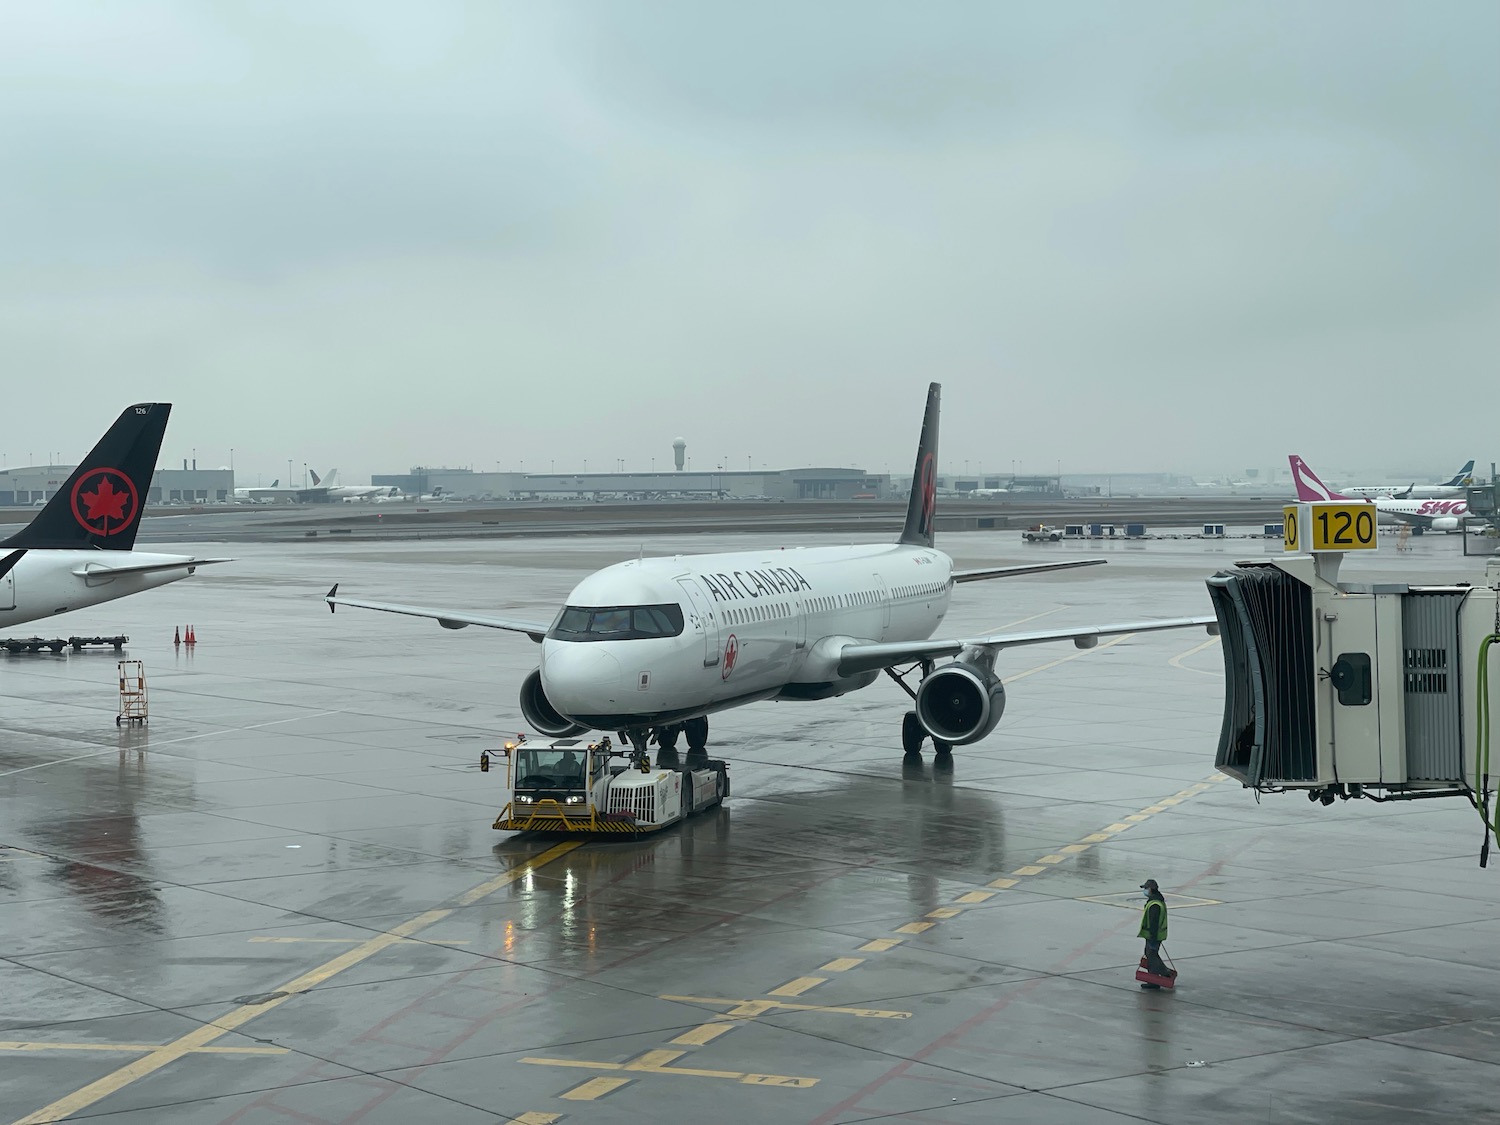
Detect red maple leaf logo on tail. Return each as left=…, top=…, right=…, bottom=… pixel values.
left=83, top=477, right=130, bottom=523
left=70, top=469, right=138, bottom=535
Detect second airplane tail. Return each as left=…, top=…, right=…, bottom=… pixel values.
left=1445, top=460, right=1476, bottom=488
left=2, top=403, right=171, bottom=551
left=1287, top=455, right=1351, bottom=503
left=898, top=383, right=941, bottom=548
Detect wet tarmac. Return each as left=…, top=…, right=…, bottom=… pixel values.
left=3, top=528, right=1499, bottom=1124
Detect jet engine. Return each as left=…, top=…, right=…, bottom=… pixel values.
left=914, top=653, right=1006, bottom=745
left=1429, top=516, right=1461, bottom=532
left=519, top=668, right=588, bottom=737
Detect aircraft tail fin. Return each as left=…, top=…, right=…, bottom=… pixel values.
left=1, top=403, right=170, bottom=551
left=319, top=468, right=340, bottom=488
left=1287, top=455, right=1349, bottom=502
left=309, top=469, right=323, bottom=487
left=898, top=383, right=941, bottom=548
left=1444, top=460, right=1475, bottom=487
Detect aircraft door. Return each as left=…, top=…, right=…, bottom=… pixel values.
left=676, top=577, right=722, bottom=668
left=1, top=568, right=12, bottom=611
left=873, top=574, right=891, bottom=639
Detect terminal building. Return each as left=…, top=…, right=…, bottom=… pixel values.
left=0, top=463, right=234, bottom=506
left=372, top=466, right=890, bottom=502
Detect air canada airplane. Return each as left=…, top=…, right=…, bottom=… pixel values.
left=1289, top=455, right=1469, bottom=533
left=1, top=404, right=230, bottom=627
left=328, top=384, right=1216, bottom=764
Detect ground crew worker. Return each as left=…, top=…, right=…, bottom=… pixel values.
left=1138, top=878, right=1172, bottom=989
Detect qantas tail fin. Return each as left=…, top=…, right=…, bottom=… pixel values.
left=2, top=403, right=170, bottom=551
left=1444, top=460, right=1475, bottom=487
left=899, top=383, right=941, bottom=548
left=1287, top=455, right=1349, bottom=502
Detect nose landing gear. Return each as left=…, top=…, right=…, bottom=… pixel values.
left=625, top=716, right=712, bottom=772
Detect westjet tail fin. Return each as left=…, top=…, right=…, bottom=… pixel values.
left=899, top=383, right=941, bottom=548
left=1444, top=460, right=1475, bottom=487
left=1288, top=455, right=1349, bottom=502
left=2, top=403, right=170, bottom=551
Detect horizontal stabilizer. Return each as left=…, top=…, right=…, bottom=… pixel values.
left=72, top=557, right=233, bottom=578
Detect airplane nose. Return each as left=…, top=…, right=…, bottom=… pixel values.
left=542, top=644, right=623, bottom=712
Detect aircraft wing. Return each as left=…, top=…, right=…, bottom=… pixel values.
left=325, top=585, right=550, bottom=641
left=72, top=557, right=233, bottom=577
left=952, top=559, right=1106, bottom=583
left=836, top=615, right=1219, bottom=677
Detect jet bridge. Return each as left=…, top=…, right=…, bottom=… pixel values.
left=1206, top=507, right=1500, bottom=834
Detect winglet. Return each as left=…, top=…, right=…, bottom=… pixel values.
left=326, top=583, right=338, bottom=612
left=1, top=403, right=171, bottom=551
left=898, top=383, right=941, bottom=548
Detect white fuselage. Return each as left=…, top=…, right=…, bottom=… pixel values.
left=1343, top=484, right=1469, bottom=500
left=1369, top=496, right=1469, bottom=528
left=539, top=543, right=953, bottom=728
left=332, top=486, right=398, bottom=501
left=0, top=551, right=198, bottom=627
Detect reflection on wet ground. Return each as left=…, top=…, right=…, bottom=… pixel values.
left=3, top=532, right=1499, bottom=1125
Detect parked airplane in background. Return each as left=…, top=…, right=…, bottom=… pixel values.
left=328, top=384, right=1216, bottom=765
left=318, top=468, right=401, bottom=502
left=1289, top=455, right=1470, bottom=533
left=1338, top=460, right=1475, bottom=500
left=1, top=404, right=230, bottom=627
left=234, top=468, right=399, bottom=504
left=233, top=478, right=278, bottom=500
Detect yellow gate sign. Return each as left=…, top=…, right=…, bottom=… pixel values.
left=1283, top=505, right=1301, bottom=552
left=1285, top=503, right=1377, bottom=553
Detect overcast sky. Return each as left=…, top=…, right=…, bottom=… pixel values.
left=2, top=2, right=1495, bottom=484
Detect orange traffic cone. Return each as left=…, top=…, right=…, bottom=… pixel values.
left=186, top=625, right=196, bottom=645
left=173, top=626, right=181, bottom=646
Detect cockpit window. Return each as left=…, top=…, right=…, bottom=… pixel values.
left=549, top=603, right=685, bottom=641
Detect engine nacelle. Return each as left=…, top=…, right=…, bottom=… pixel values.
left=914, top=658, right=1006, bottom=745
left=1430, top=516, right=1460, bottom=532
left=519, top=668, right=588, bottom=737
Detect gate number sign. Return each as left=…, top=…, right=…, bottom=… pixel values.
left=1284, top=503, right=1378, bottom=553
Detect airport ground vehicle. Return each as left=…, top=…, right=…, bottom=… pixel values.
left=1021, top=524, right=1064, bottom=542
left=481, top=735, right=728, bottom=833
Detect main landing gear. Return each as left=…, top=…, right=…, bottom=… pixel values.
left=619, top=716, right=711, bottom=772
left=886, top=661, right=952, bottom=760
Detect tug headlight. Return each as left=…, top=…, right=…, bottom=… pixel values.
left=565, top=795, right=585, bottom=805
left=515, top=794, right=535, bottom=805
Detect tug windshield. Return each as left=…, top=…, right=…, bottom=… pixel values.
left=549, top=604, right=685, bottom=642
left=513, top=747, right=588, bottom=790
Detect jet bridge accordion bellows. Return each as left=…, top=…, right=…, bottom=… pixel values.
left=1207, top=565, right=1317, bottom=787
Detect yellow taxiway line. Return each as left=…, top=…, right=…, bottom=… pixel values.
left=9, top=841, right=581, bottom=1125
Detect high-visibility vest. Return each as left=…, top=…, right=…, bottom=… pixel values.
left=1138, top=898, right=1168, bottom=941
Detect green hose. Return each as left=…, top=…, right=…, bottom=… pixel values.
left=1477, top=635, right=1499, bottom=840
